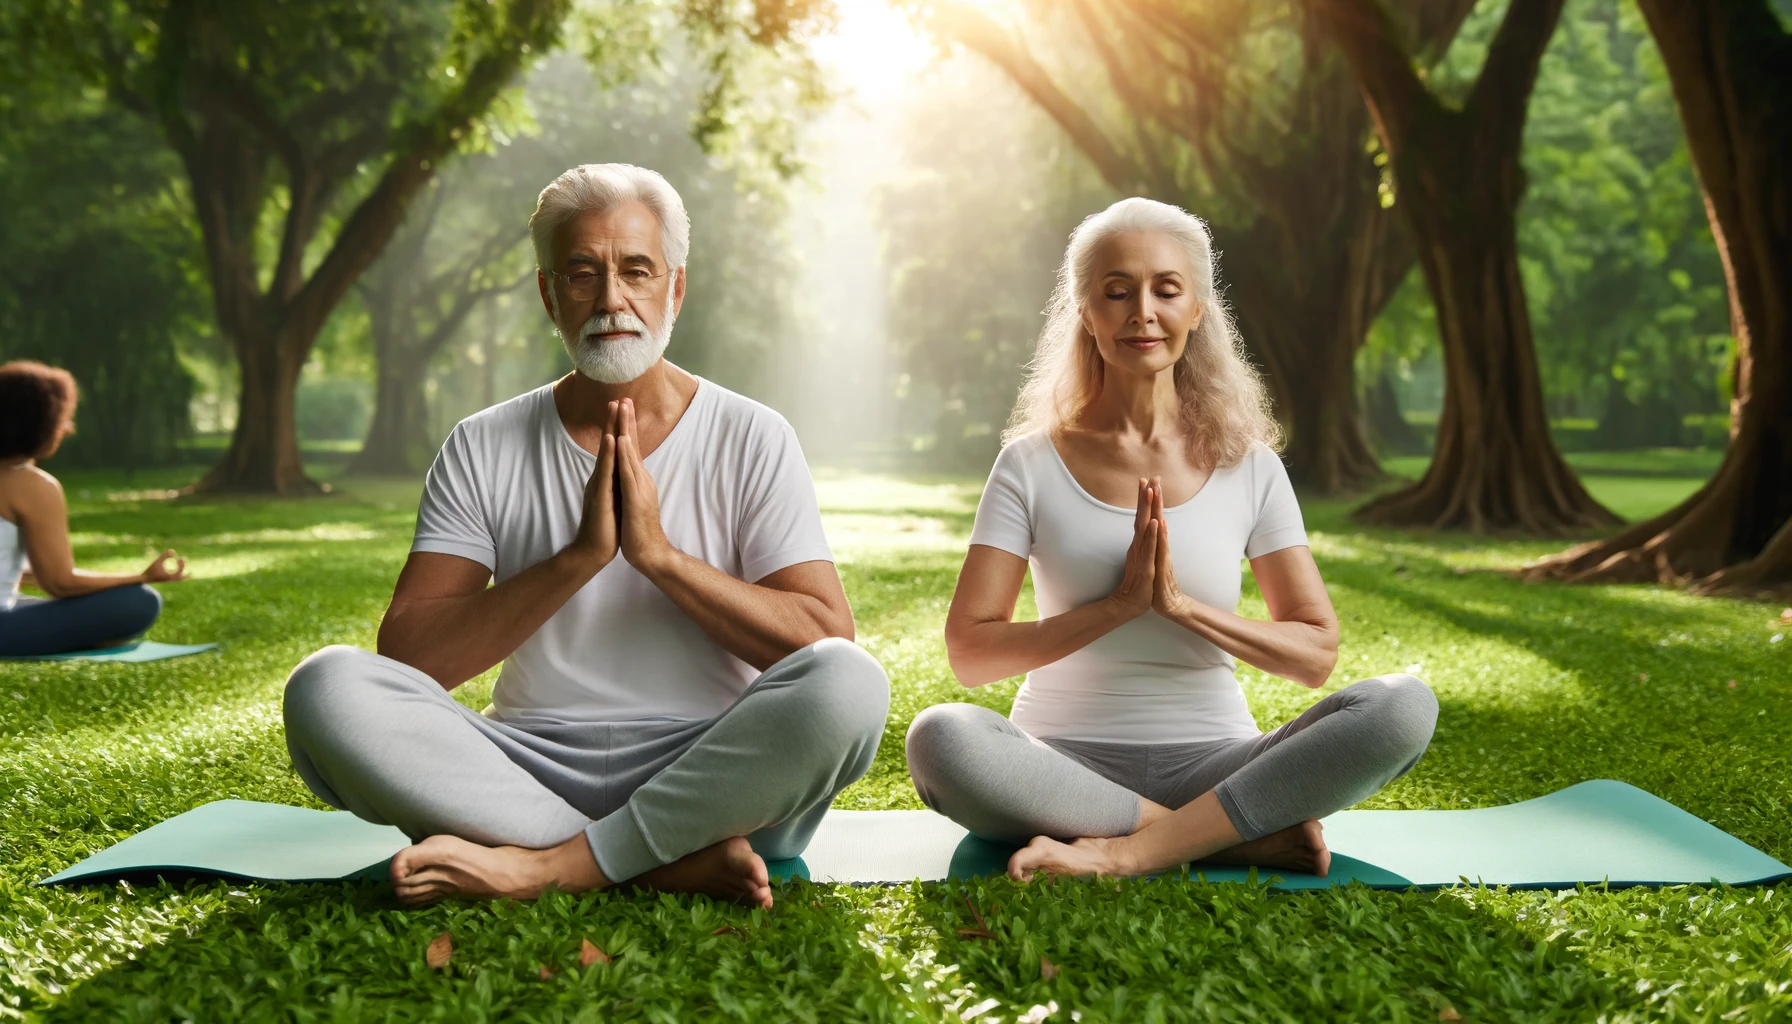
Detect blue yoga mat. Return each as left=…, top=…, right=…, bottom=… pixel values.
left=40, top=781, right=1790, bottom=890
left=3, top=641, right=219, bottom=663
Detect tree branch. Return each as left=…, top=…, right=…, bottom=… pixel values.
left=280, top=0, right=565, bottom=355
left=1299, top=0, right=1437, bottom=158
left=935, top=2, right=1141, bottom=194
left=1465, top=0, right=1567, bottom=153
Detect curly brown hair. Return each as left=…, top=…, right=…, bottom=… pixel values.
left=0, top=361, right=78, bottom=460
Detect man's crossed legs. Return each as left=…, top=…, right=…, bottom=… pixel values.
left=283, top=637, right=889, bottom=906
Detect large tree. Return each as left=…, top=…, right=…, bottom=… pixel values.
left=1307, top=0, right=1617, bottom=532
left=347, top=174, right=529, bottom=476
left=934, top=0, right=1472, bottom=495
left=1524, top=0, right=1792, bottom=596
left=9, top=0, right=823, bottom=494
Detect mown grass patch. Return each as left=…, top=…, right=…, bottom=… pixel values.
left=1, top=464, right=1787, bottom=1021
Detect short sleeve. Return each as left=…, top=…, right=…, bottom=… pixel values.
left=736, top=415, right=834, bottom=583
left=967, top=440, right=1034, bottom=560
left=411, top=424, right=497, bottom=571
left=1244, top=446, right=1308, bottom=559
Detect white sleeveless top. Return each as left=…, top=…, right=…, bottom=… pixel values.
left=0, top=516, right=25, bottom=611
left=967, top=433, right=1310, bottom=744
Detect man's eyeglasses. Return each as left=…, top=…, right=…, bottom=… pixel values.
left=547, top=264, right=673, bottom=302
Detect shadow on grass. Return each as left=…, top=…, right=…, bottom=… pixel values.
left=906, top=875, right=1636, bottom=1022
left=36, top=880, right=910, bottom=1022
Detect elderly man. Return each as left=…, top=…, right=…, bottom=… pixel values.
left=283, top=164, right=889, bottom=908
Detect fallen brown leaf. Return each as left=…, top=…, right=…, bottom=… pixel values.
left=425, top=932, right=453, bottom=970
left=712, top=925, right=738, bottom=937
left=580, top=938, right=612, bottom=966
left=956, top=928, right=995, bottom=940
left=1039, top=955, right=1058, bottom=980
left=1439, top=1009, right=1463, bottom=1022
left=538, top=966, right=555, bottom=980
left=963, top=894, right=990, bottom=932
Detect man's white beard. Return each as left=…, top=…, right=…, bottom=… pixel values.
left=558, top=290, right=677, bottom=384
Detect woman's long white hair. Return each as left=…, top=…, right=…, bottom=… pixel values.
left=1007, top=197, right=1281, bottom=469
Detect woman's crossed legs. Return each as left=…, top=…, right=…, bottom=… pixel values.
left=905, top=674, right=1437, bottom=879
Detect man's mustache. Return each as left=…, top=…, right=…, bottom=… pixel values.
left=581, top=313, right=648, bottom=341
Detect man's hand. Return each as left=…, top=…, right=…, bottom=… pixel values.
left=615, top=398, right=676, bottom=574
left=567, top=401, right=620, bottom=572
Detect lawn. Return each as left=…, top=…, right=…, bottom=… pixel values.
left=2, top=454, right=1788, bottom=1021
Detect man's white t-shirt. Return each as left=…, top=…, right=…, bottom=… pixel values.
left=411, top=377, right=834, bottom=724
left=968, top=432, right=1309, bottom=745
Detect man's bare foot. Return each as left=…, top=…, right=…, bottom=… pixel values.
left=633, top=836, right=773, bottom=909
left=391, top=833, right=608, bottom=906
left=1199, top=819, right=1331, bottom=877
left=1008, top=835, right=1130, bottom=880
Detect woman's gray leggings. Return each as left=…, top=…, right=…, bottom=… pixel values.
left=905, top=674, right=1438, bottom=844
left=0, top=584, right=162, bottom=657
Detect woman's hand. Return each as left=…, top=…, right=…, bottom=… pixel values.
left=1106, top=478, right=1158, bottom=618
left=141, top=549, right=189, bottom=584
left=1148, top=479, right=1191, bottom=620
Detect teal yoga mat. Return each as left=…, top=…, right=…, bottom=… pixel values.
left=37, top=799, right=807, bottom=887
left=4, top=640, right=219, bottom=663
left=39, top=781, right=1790, bottom=890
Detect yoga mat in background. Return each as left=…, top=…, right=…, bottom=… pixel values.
left=4, top=640, right=220, bottom=663
left=40, top=781, right=1791, bottom=890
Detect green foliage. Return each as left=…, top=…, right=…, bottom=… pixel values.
left=2, top=466, right=1788, bottom=1020
left=0, top=65, right=204, bottom=470
left=1365, top=0, right=1734, bottom=448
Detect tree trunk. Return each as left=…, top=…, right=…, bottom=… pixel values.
left=347, top=350, right=431, bottom=476
left=1355, top=121, right=1616, bottom=532
left=1311, top=0, right=1616, bottom=533
left=195, top=328, right=317, bottom=494
left=1223, top=154, right=1403, bottom=496
left=1365, top=369, right=1425, bottom=455
left=1524, top=0, right=1792, bottom=595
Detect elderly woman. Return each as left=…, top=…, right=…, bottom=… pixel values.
left=0, top=361, right=187, bottom=656
left=905, top=199, right=1437, bottom=880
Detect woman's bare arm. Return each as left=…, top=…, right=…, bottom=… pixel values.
left=944, top=479, right=1160, bottom=687
left=8, top=468, right=185, bottom=597
left=1149, top=487, right=1338, bottom=687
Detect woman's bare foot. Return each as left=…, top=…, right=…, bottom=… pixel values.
left=1008, top=835, right=1131, bottom=880
left=633, top=836, right=773, bottom=909
left=391, top=832, right=609, bottom=906
left=1199, top=819, right=1331, bottom=877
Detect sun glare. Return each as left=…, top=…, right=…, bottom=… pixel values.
left=811, top=0, right=936, bottom=100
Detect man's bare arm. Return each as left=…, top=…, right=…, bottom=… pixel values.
left=612, top=398, right=851, bottom=670
left=376, top=549, right=604, bottom=690
left=378, top=419, right=621, bottom=690
left=638, top=556, right=853, bottom=671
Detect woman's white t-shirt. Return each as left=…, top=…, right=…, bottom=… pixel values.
left=968, top=432, right=1309, bottom=744
left=411, top=378, right=834, bottom=724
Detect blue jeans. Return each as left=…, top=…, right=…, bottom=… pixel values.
left=0, top=584, right=163, bottom=656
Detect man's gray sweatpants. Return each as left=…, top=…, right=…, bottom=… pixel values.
left=906, top=674, right=1437, bottom=845
left=283, top=638, right=890, bottom=883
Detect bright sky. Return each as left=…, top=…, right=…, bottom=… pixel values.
left=809, top=0, right=937, bottom=101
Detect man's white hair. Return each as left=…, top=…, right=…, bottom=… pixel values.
left=529, top=163, right=691, bottom=270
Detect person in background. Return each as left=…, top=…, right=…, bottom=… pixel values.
left=0, top=361, right=188, bottom=656
left=906, top=198, right=1437, bottom=881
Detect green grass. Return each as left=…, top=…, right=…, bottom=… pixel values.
left=2, top=462, right=1789, bottom=1021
